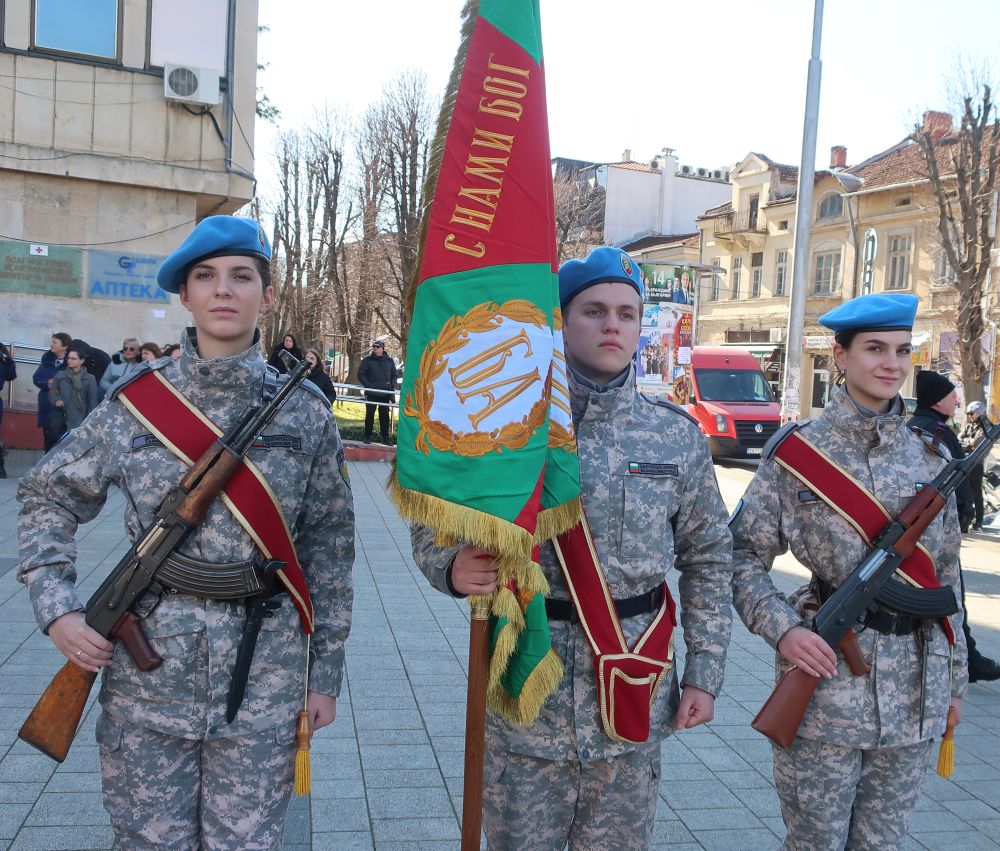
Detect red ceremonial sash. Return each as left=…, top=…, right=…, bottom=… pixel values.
left=773, top=430, right=954, bottom=644
left=117, top=370, right=314, bottom=634
left=554, top=517, right=676, bottom=744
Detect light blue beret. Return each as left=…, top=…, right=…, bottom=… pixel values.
left=819, top=293, right=918, bottom=333
left=558, top=246, right=645, bottom=308
left=157, top=216, right=271, bottom=294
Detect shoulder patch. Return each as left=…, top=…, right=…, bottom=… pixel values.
left=639, top=393, right=699, bottom=426
left=762, top=419, right=811, bottom=460
left=106, top=360, right=168, bottom=400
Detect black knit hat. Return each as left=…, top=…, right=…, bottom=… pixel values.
left=916, top=370, right=956, bottom=409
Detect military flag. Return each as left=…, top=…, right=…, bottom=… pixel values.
left=389, top=0, right=579, bottom=727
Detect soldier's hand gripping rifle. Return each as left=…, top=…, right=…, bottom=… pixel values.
left=19, top=353, right=312, bottom=762
left=753, top=414, right=1000, bottom=749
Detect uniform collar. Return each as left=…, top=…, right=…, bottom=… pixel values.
left=176, top=327, right=266, bottom=389
left=568, top=363, right=634, bottom=423
left=822, top=384, right=906, bottom=442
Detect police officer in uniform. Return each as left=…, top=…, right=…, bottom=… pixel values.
left=17, top=216, right=355, bottom=849
left=730, top=293, right=967, bottom=850
left=411, top=246, right=733, bottom=850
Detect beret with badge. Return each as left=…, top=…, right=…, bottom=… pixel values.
left=558, top=246, right=645, bottom=308
left=157, top=216, right=271, bottom=294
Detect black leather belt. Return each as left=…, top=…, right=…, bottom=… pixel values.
left=545, top=586, right=664, bottom=624
left=863, top=608, right=921, bottom=636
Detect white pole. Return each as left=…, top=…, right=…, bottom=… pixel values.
left=781, top=0, right=824, bottom=422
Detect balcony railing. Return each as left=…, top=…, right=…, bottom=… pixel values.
left=714, top=210, right=767, bottom=236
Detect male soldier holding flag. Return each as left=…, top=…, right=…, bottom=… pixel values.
left=412, top=246, right=733, bottom=850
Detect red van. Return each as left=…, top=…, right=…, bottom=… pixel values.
left=687, top=346, right=781, bottom=459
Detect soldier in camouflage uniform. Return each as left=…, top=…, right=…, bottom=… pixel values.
left=412, top=247, right=733, bottom=850
left=17, top=216, right=355, bottom=850
left=730, top=293, right=967, bottom=850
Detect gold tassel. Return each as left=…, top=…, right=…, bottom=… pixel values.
left=294, top=709, right=312, bottom=795
left=936, top=706, right=957, bottom=778
left=294, top=635, right=312, bottom=796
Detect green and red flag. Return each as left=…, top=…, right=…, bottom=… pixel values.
left=389, top=0, right=580, bottom=723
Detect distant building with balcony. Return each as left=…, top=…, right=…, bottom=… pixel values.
left=554, top=147, right=732, bottom=247
left=696, top=114, right=998, bottom=418
left=1, top=0, right=261, bottom=448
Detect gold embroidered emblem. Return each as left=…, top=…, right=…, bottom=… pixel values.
left=405, top=300, right=551, bottom=456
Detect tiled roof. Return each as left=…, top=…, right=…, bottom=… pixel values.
left=699, top=200, right=733, bottom=218
left=619, top=232, right=699, bottom=252
left=752, top=152, right=798, bottom=183
left=848, top=125, right=998, bottom=190
left=608, top=160, right=659, bottom=173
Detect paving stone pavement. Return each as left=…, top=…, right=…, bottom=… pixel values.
left=0, top=454, right=999, bottom=849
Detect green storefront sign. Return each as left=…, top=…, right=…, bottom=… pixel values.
left=0, top=241, right=82, bottom=297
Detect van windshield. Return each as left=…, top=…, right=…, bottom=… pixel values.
left=695, top=368, right=776, bottom=402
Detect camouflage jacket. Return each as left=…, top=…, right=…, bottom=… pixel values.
left=412, top=366, right=733, bottom=762
left=731, top=385, right=968, bottom=749
left=17, top=331, right=355, bottom=740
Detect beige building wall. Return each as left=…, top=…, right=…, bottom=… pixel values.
left=0, top=0, right=260, bottom=437
left=698, top=159, right=969, bottom=418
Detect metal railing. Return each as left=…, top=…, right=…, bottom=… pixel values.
left=714, top=209, right=767, bottom=236
left=1, top=341, right=47, bottom=412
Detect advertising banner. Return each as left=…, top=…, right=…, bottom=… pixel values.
left=635, top=262, right=696, bottom=399
left=88, top=250, right=169, bottom=303
left=0, top=240, right=82, bottom=297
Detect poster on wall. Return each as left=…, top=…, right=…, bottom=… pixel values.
left=635, top=263, right=696, bottom=400
left=0, top=240, right=82, bottom=297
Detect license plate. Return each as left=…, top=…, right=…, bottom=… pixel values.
left=746, top=447, right=762, bottom=456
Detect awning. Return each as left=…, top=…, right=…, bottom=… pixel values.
left=720, top=343, right=782, bottom=356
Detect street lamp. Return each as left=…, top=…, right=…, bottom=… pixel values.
left=831, top=171, right=864, bottom=298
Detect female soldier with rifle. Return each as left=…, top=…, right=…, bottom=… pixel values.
left=730, top=293, right=967, bottom=850
left=16, top=216, right=355, bottom=849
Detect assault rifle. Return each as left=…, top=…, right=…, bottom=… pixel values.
left=19, top=353, right=312, bottom=762
left=753, top=414, right=1000, bottom=749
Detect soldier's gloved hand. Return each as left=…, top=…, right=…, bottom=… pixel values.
left=48, top=611, right=114, bottom=673
left=777, top=626, right=837, bottom=679
left=450, top=547, right=499, bottom=596
left=675, top=685, right=715, bottom=730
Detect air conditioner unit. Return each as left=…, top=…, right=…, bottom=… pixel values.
left=163, top=64, right=220, bottom=106
left=770, top=327, right=787, bottom=343
left=681, top=165, right=692, bottom=174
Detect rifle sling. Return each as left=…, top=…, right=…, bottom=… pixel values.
left=117, top=370, right=314, bottom=634
left=774, top=431, right=954, bottom=644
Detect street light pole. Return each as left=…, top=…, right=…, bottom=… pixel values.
left=781, top=0, right=825, bottom=422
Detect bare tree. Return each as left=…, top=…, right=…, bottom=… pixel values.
left=266, top=111, right=355, bottom=357
left=553, top=175, right=606, bottom=263
left=378, top=72, right=435, bottom=347
left=915, top=87, right=1000, bottom=403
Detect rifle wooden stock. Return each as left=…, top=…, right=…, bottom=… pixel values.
left=838, top=629, right=870, bottom=677
left=461, top=599, right=490, bottom=851
left=18, top=662, right=97, bottom=763
left=752, top=666, right=821, bottom=749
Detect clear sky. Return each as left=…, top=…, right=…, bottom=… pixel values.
left=255, top=0, right=999, bottom=184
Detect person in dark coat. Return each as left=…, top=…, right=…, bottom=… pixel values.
left=32, top=332, right=71, bottom=452
left=0, top=342, right=16, bottom=478
left=959, top=400, right=988, bottom=531
left=268, top=333, right=303, bottom=375
left=304, top=349, right=337, bottom=405
left=52, top=345, right=100, bottom=431
left=909, top=370, right=1000, bottom=683
left=357, top=340, right=397, bottom=443
left=70, top=339, right=111, bottom=401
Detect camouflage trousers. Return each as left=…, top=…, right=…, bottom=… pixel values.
left=773, top=737, right=932, bottom=851
left=96, top=712, right=297, bottom=850
left=483, top=737, right=661, bottom=850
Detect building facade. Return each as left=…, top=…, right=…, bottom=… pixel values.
left=696, top=120, right=995, bottom=418
left=1, top=0, right=260, bottom=446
